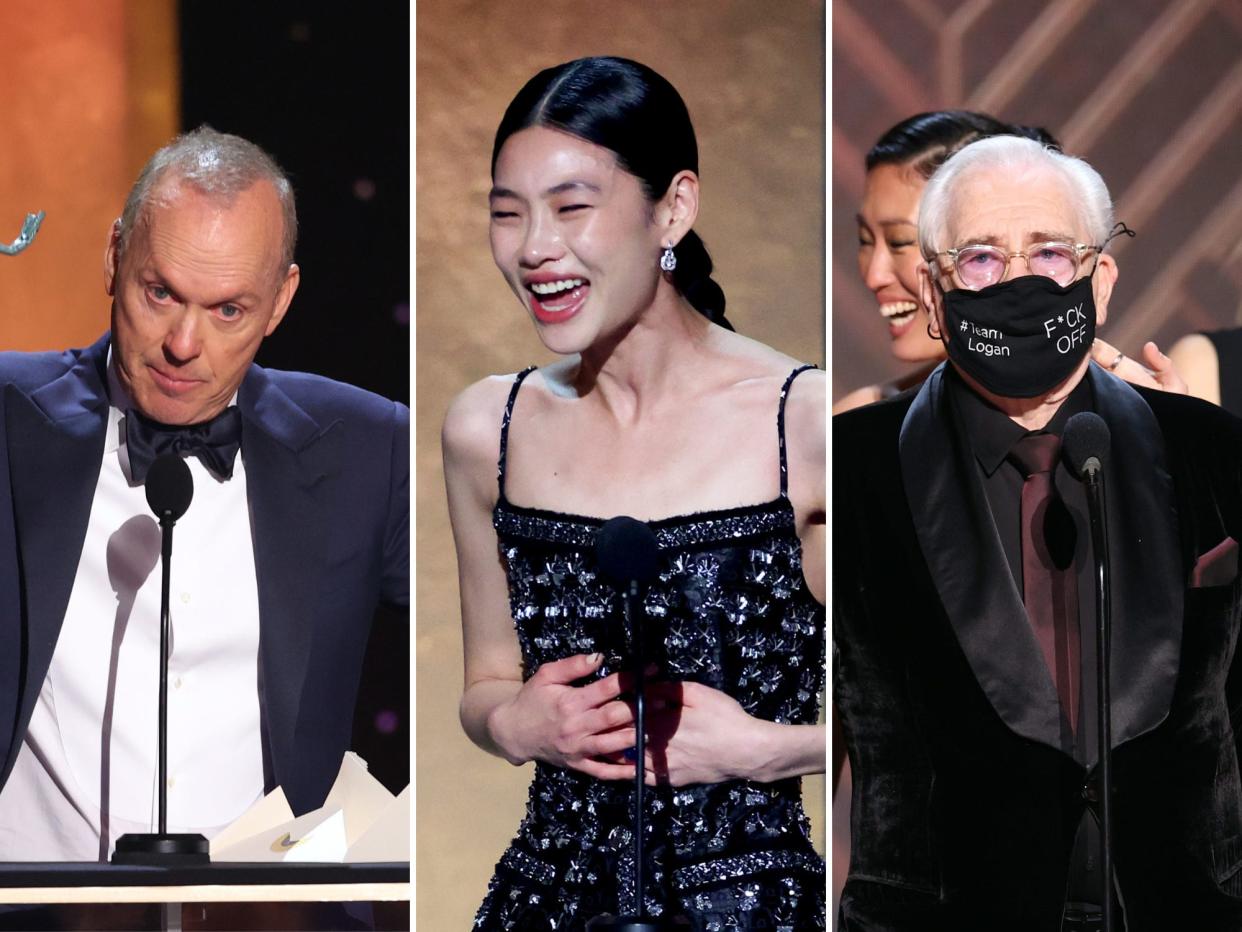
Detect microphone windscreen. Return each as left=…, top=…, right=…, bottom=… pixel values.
left=595, top=516, right=661, bottom=589
left=145, top=454, right=194, bottom=521
left=1063, top=411, right=1111, bottom=478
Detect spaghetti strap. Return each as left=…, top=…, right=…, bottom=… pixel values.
left=778, top=364, right=817, bottom=498
left=497, top=366, right=537, bottom=497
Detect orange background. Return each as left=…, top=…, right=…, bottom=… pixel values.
left=0, top=0, right=177, bottom=350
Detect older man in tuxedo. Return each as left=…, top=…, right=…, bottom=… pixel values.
left=834, top=135, right=1242, bottom=930
left=0, top=127, right=408, bottom=861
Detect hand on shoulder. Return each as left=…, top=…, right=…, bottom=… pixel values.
left=1091, top=338, right=1189, bottom=396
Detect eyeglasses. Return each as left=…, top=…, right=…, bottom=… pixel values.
left=934, top=241, right=1102, bottom=290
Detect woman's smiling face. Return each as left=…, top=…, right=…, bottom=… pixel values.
left=856, top=161, right=944, bottom=363
left=489, top=126, right=664, bottom=355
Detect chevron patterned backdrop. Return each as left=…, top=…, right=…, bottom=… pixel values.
left=832, top=0, right=1242, bottom=400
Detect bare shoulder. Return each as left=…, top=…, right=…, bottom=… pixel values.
left=1167, top=332, right=1217, bottom=372
left=708, top=328, right=825, bottom=463
left=710, top=327, right=809, bottom=376
left=442, top=373, right=526, bottom=477
left=784, top=368, right=825, bottom=505
left=784, top=367, right=826, bottom=452
left=832, top=383, right=884, bottom=414
left=1166, top=332, right=1220, bottom=405
left=1168, top=331, right=1214, bottom=358
left=702, top=328, right=821, bottom=409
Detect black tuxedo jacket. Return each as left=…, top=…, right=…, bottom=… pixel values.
left=0, top=335, right=409, bottom=816
left=834, top=363, right=1242, bottom=931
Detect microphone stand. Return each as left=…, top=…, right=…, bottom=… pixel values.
left=1082, top=460, right=1113, bottom=932
left=113, top=463, right=209, bottom=865
left=588, top=544, right=688, bottom=930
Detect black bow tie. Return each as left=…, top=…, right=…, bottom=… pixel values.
left=125, top=407, right=242, bottom=483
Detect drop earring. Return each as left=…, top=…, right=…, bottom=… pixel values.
left=660, top=244, right=677, bottom=272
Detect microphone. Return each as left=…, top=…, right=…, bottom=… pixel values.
left=588, top=518, right=688, bottom=930
left=112, top=452, right=209, bottom=864
left=1063, top=410, right=1114, bottom=932
left=1063, top=412, right=1111, bottom=480
left=145, top=453, right=194, bottom=523
left=595, top=516, right=660, bottom=592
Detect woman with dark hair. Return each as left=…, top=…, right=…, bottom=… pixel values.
left=443, top=57, right=826, bottom=929
left=835, top=110, right=1179, bottom=413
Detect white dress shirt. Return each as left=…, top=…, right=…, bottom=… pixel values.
left=0, top=365, right=264, bottom=861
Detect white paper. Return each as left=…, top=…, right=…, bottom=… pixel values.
left=322, top=752, right=397, bottom=847
left=211, top=804, right=345, bottom=862
left=345, top=785, right=410, bottom=862
left=283, top=808, right=348, bottom=863
left=208, top=752, right=407, bottom=863
left=208, top=786, right=294, bottom=855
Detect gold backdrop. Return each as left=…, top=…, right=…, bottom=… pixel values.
left=416, top=1, right=826, bottom=927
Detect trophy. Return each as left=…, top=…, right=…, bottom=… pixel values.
left=0, top=211, right=44, bottom=257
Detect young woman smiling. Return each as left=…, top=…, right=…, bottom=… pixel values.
left=443, top=57, right=827, bottom=930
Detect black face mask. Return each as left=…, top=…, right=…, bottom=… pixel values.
left=937, top=272, right=1096, bottom=399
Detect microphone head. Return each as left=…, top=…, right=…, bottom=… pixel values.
left=145, top=454, right=194, bottom=522
left=595, top=516, right=661, bottom=589
left=1063, top=411, right=1111, bottom=478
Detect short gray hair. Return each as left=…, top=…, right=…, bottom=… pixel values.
left=918, top=135, right=1113, bottom=260
left=117, top=125, right=297, bottom=268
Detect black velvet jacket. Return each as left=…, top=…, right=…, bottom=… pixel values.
left=833, top=364, right=1242, bottom=931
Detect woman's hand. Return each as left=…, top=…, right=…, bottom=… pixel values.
left=1092, top=338, right=1188, bottom=394
left=638, top=680, right=826, bottom=786
left=487, top=652, right=638, bottom=780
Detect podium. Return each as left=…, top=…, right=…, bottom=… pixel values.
left=0, top=861, right=409, bottom=931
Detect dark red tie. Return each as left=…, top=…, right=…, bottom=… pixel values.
left=1009, top=432, right=1080, bottom=733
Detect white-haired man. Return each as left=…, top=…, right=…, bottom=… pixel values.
left=834, top=135, right=1242, bottom=930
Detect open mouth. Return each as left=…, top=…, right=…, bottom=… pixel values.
left=527, top=277, right=589, bottom=323
left=879, top=300, right=919, bottom=336
left=879, top=300, right=917, bottom=322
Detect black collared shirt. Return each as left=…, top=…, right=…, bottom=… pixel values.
left=948, top=368, right=1097, bottom=754
left=947, top=368, right=1104, bottom=910
left=951, top=369, right=1092, bottom=642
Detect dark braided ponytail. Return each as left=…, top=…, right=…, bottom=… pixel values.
left=670, top=229, right=729, bottom=329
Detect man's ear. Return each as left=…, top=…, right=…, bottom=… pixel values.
left=919, top=261, right=945, bottom=340
left=264, top=263, right=301, bottom=337
left=1092, top=254, right=1118, bottom=328
left=104, top=219, right=122, bottom=297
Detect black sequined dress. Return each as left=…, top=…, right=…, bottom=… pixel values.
left=474, top=365, right=826, bottom=932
